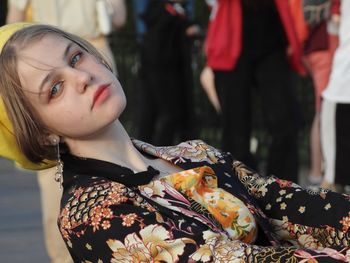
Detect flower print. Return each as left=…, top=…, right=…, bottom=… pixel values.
left=183, top=140, right=224, bottom=163
left=210, top=241, right=246, bottom=263
left=92, top=205, right=103, bottom=217
left=265, top=203, right=272, bottom=210
left=306, top=187, right=329, bottom=199
left=266, top=223, right=287, bottom=242
left=285, top=193, right=293, bottom=199
left=248, top=178, right=269, bottom=197
left=346, top=249, right=350, bottom=262
left=297, top=235, right=321, bottom=250
left=286, top=222, right=295, bottom=233
left=190, top=245, right=213, bottom=262
left=168, top=167, right=257, bottom=242
left=108, top=190, right=127, bottom=204
left=101, top=207, right=113, bottom=218
left=101, top=220, right=111, bottom=230
left=67, top=240, right=72, bottom=248
left=275, top=178, right=293, bottom=188
left=232, top=162, right=271, bottom=198
left=190, top=230, right=245, bottom=263
left=161, top=168, right=201, bottom=194
left=140, top=180, right=166, bottom=198
left=202, top=230, right=221, bottom=241
left=190, top=232, right=248, bottom=263
left=140, top=180, right=193, bottom=217
left=91, top=214, right=102, bottom=232
left=324, top=203, right=331, bottom=210
left=203, top=191, right=221, bottom=206
left=59, top=207, right=72, bottom=239
left=161, top=181, right=193, bottom=204
left=110, top=182, right=127, bottom=193
left=279, top=190, right=286, bottom=195
left=133, top=139, right=226, bottom=165
left=74, top=187, right=84, bottom=198
left=121, top=213, right=138, bottom=227
left=162, top=143, right=207, bottom=163
left=85, top=243, right=92, bottom=250
left=340, top=212, right=350, bottom=232
left=258, top=186, right=268, bottom=197
left=107, top=224, right=195, bottom=262
left=280, top=203, right=287, bottom=210
left=298, top=206, right=306, bottom=213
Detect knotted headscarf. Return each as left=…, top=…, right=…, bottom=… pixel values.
left=0, top=23, right=54, bottom=170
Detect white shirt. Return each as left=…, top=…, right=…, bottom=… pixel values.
left=322, top=0, right=350, bottom=102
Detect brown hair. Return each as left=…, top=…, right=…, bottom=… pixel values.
left=0, top=24, right=113, bottom=164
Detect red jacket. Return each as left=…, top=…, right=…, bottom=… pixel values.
left=205, top=0, right=306, bottom=74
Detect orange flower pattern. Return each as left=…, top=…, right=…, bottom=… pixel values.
left=161, top=166, right=257, bottom=243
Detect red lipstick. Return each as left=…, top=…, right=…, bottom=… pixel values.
left=92, top=84, right=110, bottom=108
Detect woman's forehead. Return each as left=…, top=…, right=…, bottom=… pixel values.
left=21, top=33, right=71, bottom=55
left=18, top=34, right=76, bottom=70
left=17, top=35, right=72, bottom=92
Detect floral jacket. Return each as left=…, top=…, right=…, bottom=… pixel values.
left=58, top=140, right=350, bottom=262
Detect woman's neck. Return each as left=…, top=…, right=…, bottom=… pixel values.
left=64, top=120, right=149, bottom=172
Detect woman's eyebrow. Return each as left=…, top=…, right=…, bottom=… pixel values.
left=38, top=42, right=74, bottom=94
left=63, top=42, right=74, bottom=60
left=38, top=71, right=54, bottom=96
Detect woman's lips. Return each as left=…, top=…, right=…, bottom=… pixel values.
left=92, top=84, right=111, bottom=108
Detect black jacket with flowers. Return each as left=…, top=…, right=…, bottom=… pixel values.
left=58, top=140, right=350, bottom=262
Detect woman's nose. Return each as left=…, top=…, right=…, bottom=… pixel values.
left=74, top=69, right=93, bottom=93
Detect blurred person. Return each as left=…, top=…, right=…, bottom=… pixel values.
left=292, top=0, right=340, bottom=186
left=7, top=0, right=127, bottom=72
left=132, top=0, right=195, bottom=43
left=6, top=1, right=126, bottom=262
left=132, top=0, right=150, bottom=43
left=137, top=0, right=200, bottom=146
left=2, top=22, right=350, bottom=262
left=321, top=0, right=350, bottom=193
left=205, top=0, right=306, bottom=183
left=0, top=1, right=7, bottom=26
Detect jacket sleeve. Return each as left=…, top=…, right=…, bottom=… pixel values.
left=231, top=159, right=350, bottom=251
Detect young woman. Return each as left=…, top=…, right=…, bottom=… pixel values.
left=1, top=23, right=350, bottom=262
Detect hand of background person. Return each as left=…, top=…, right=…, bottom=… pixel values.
left=186, top=24, right=201, bottom=37
left=331, top=13, right=340, bottom=24
left=109, top=0, right=127, bottom=29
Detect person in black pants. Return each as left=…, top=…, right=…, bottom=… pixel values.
left=207, top=0, right=303, bottom=182
left=137, top=0, right=199, bottom=146
left=0, top=0, right=7, bottom=26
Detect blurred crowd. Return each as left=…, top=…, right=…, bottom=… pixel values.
left=129, top=0, right=345, bottom=193
left=1, top=0, right=349, bottom=261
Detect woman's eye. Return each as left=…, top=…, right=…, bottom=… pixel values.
left=70, top=52, right=82, bottom=67
left=50, top=81, right=63, bottom=98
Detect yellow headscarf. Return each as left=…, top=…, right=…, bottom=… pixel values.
left=0, top=23, right=55, bottom=170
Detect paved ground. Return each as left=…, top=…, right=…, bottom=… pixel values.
left=0, top=158, right=49, bottom=262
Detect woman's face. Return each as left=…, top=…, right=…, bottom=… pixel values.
left=16, top=33, right=126, bottom=139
